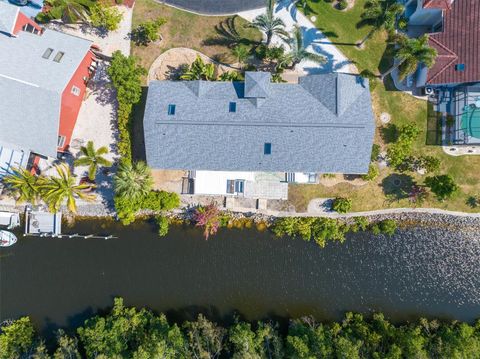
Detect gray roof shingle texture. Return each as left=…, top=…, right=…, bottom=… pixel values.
left=144, top=72, right=375, bottom=174
left=0, top=27, right=92, bottom=157
left=0, top=2, right=18, bottom=34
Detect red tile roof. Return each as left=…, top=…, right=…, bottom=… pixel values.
left=426, top=0, right=480, bottom=85
left=423, top=0, right=454, bottom=10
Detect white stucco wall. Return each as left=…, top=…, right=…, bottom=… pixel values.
left=194, top=171, right=256, bottom=196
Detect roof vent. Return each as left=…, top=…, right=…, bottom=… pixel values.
left=42, top=48, right=54, bottom=59
left=455, top=64, right=465, bottom=71
left=53, top=51, right=65, bottom=63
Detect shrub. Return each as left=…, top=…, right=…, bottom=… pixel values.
left=467, top=195, right=480, bottom=208
left=256, top=221, right=268, bottom=231
left=417, top=155, right=440, bottom=173
left=131, top=18, right=166, bottom=46
left=193, top=203, right=221, bottom=240
left=371, top=219, right=397, bottom=237
left=362, top=164, right=379, bottom=181
left=311, top=218, right=347, bottom=247
left=352, top=216, right=369, bottom=232
left=115, top=0, right=124, bottom=4
left=332, top=197, right=352, bottom=214
left=107, top=52, right=146, bottom=162
left=370, top=143, right=381, bottom=162
left=156, top=216, right=169, bottom=237
left=387, top=124, right=420, bottom=169
left=89, top=4, right=123, bottom=31
left=425, top=174, right=459, bottom=201
left=397, top=16, right=408, bottom=30
left=337, top=0, right=348, bottom=10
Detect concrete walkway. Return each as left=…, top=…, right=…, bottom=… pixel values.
left=239, top=1, right=356, bottom=74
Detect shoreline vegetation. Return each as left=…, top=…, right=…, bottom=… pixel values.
left=2, top=298, right=480, bottom=358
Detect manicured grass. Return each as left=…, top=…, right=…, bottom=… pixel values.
left=289, top=0, right=480, bottom=212
left=131, top=0, right=261, bottom=78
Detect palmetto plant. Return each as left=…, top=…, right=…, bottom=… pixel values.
left=38, top=164, right=95, bottom=213
left=231, top=45, right=250, bottom=67
left=114, top=161, right=153, bottom=201
left=357, top=0, right=405, bottom=47
left=249, top=0, right=288, bottom=46
left=74, top=141, right=112, bottom=181
left=180, top=56, right=216, bottom=81
left=382, top=34, right=437, bottom=80
left=43, top=0, right=94, bottom=23
left=2, top=167, right=39, bottom=204
left=287, top=26, right=326, bottom=68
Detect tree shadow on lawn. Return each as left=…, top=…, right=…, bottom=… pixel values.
left=202, top=16, right=259, bottom=49
left=381, top=173, right=415, bottom=202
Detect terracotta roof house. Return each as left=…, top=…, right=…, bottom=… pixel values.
left=143, top=72, right=375, bottom=200
left=0, top=2, right=96, bottom=179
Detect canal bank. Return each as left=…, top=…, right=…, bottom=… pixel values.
left=1, top=219, right=480, bottom=337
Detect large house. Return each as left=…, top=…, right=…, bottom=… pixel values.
left=143, top=72, right=375, bottom=200
left=402, top=0, right=480, bottom=146
left=0, top=2, right=96, bottom=178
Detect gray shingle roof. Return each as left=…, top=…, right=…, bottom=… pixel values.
left=0, top=25, right=92, bottom=157
left=144, top=72, right=375, bottom=174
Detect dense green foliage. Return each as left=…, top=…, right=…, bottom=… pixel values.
left=425, top=174, right=459, bottom=201
left=107, top=52, right=146, bottom=162
left=131, top=18, right=166, bottom=45
left=362, top=163, right=379, bottom=181
left=4, top=299, right=480, bottom=358
left=387, top=124, right=420, bottom=169
left=332, top=197, right=353, bottom=213
left=271, top=216, right=398, bottom=247
left=74, top=141, right=112, bottom=181
left=89, top=4, right=123, bottom=31
left=115, top=190, right=180, bottom=225
left=156, top=216, right=169, bottom=237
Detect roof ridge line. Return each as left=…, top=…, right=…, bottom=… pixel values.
left=154, top=120, right=367, bottom=129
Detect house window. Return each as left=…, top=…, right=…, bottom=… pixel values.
left=71, top=85, right=81, bottom=96
left=264, top=142, right=272, bottom=155
left=42, top=48, right=54, bottom=59
left=53, top=51, right=65, bottom=63
left=57, top=135, right=66, bottom=148
left=455, top=64, right=465, bottom=71
left=229, top=102, right=236, bottom=113
left=23, top=24, right=35, bottom=33
left=226, top=179, right=245, bottom=194
left=168, top=104, right=176, bottom=115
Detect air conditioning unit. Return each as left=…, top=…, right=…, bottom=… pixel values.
left=425, top=87, right=434, bottom=95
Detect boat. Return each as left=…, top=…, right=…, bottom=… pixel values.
left=0, top=230, right=17, bottom=247
left=0, top=211, right=21, bottom=230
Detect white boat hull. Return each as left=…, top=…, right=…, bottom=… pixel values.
left=0, top=230, right=17, bottom=247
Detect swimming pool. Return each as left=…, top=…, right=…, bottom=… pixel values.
left=461, top=106, right=480, bottom=139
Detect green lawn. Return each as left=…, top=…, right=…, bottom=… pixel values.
left=131, top=0, right=261, bottom=78
left=289, top=0, right=480, bottom=212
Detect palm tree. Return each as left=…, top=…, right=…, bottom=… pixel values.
left=180, top=56, right=216, bottom=81
left=249, top=0, right=288, bottom=46
left=357, top=0, right=405, bottom=47
left=287, top=26, right=326, bottom=68
left=2, top=167, right=39, bottom=204
left=381, top=34, right=437, bottom=81
left=231, top=45, right=250, bottom=68
left=38, top=164, right=95, bottom=213
left=74, top=141, right=112, bottom=181
left=43, top=0, right=94, bottom=23
left=218, top=71, right=242, bottom=81
left=114, top=161, right=153, bottom=201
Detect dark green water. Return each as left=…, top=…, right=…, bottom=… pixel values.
left=1, top=219, right=480, bottom=335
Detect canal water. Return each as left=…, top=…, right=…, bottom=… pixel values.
left=1, top=219, right=480, bottom=336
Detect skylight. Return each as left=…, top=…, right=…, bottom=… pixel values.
left=264, top=143, right=271, bottom=155
left=455, top=64, right=465, bottom=71
left=53, top=51, right=65, bottom=63
left=168, top=104, right=176, bottom=115
left=42, top=48, right=54, bottom=59
left=229, top=102, right=236, bottom=113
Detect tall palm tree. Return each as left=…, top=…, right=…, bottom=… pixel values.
left=381, top=34, right=437, bottom=81
left=2, top=167, right=39, bottom=204
left=180, top=56, right=216, bottom=81
left=44, top=0, right=94, bottom=23
left=287, top=26, right=326, bottom=68
left=74, top=141, right=112, bottom=181
left=357, top=0, right=405, bottom=47
left=114, top=161, right=153, bottom=201
left=249, top=0, right=288, bottom=46
left=38, top=164, right=95, bottom=213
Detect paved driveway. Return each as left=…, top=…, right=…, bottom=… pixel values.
left=161, top=0, right=264, bottom=14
